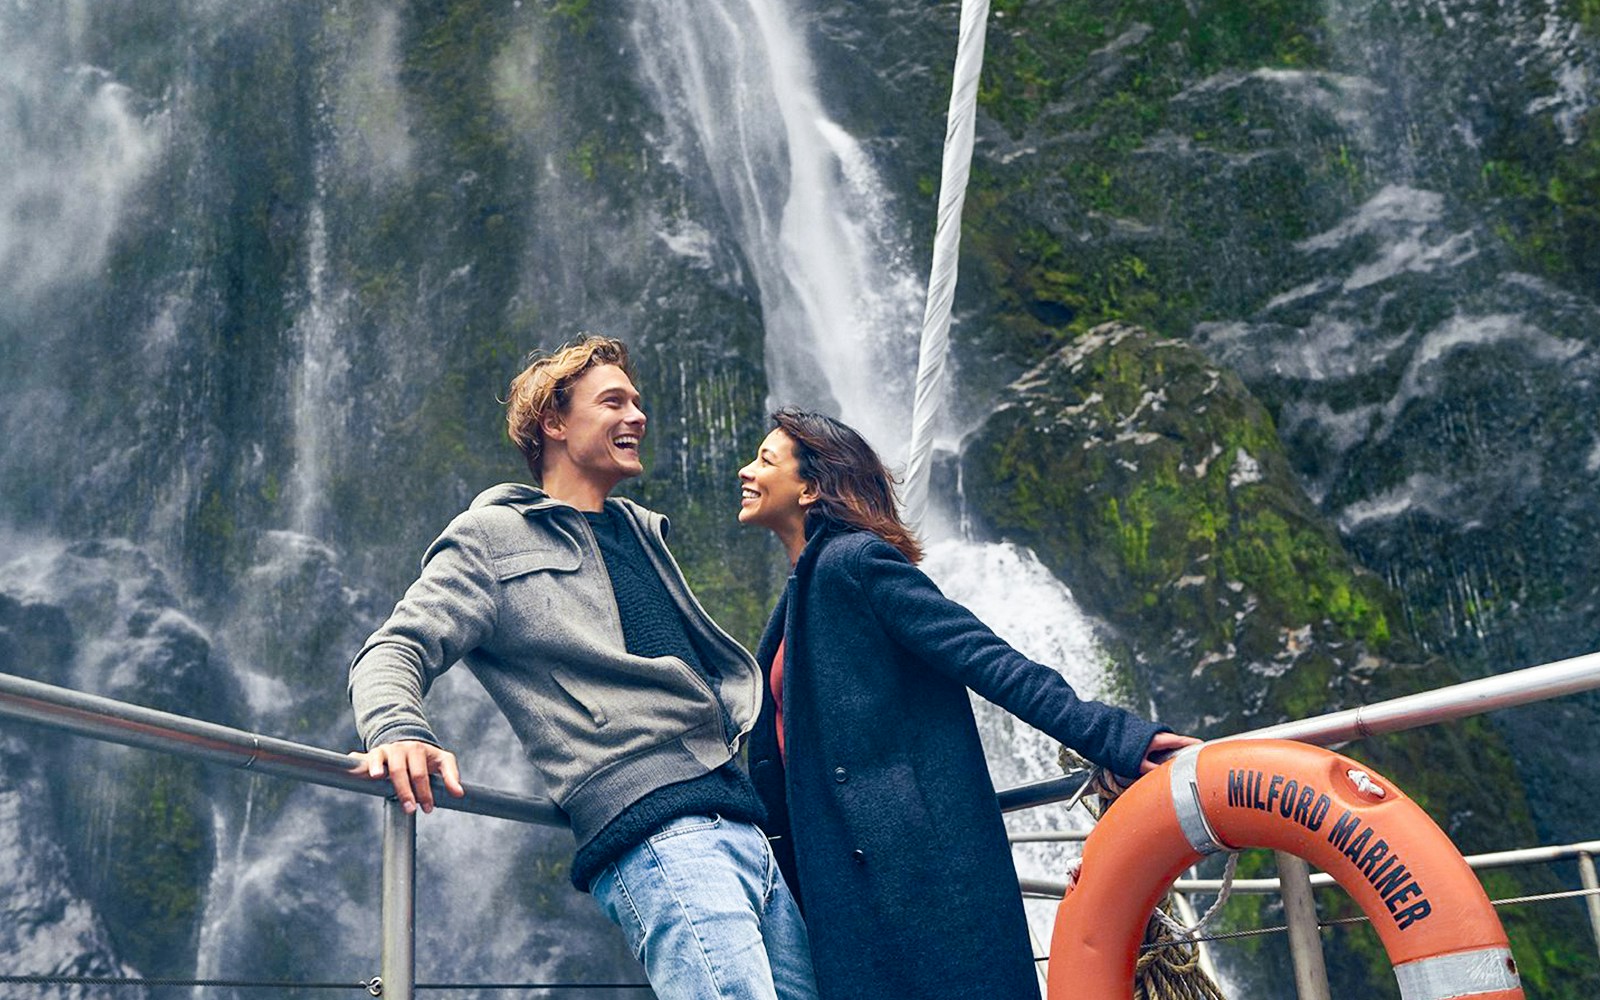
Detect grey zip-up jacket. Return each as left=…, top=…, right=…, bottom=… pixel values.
left=349, top=483, right=763, bottom=845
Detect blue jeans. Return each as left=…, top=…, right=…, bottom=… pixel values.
left=590, top=814, right=819, bottom=1000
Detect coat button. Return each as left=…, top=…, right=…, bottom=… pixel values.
left=833, top=767, right=848, bottom=783
left=851, top=849, right=866, bottom=864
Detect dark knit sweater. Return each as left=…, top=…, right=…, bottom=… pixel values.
left=568, top=508, right=764, bottom=890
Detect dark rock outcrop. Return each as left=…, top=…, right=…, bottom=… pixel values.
left=961, top=322, right=1599, bottom=996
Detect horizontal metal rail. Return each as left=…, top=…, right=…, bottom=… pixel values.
left=8, top=649, right=1600, bottom=826
left=8, top=649, right=1600, bottom=825
left=997, top=650, right=1600, bottom=814
left=1229, top=649, right=1600, bottom=746
left=0, top=671, right=565, bottom=827
left=6, top=649, right=1600, bottom=995
left=1015, top=840, right=1600, bottom=897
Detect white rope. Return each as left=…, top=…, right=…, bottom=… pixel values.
left=902, top=0, right=991, bottom=531
left=1156, top=853, right=1241, bottom=940
left=1057, top=766, right=1239, bottom=942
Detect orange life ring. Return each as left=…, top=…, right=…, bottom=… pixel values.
left=1048, top=738, right=1523, bottom=999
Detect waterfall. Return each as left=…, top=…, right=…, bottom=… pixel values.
left=287, top=173, right=350, bottom=539
left=4, top=0, right=1595, bottom=994
left=628, top=0, right=925, bottom=455
left=627, top=0, right=1124, bottom=963
left=0, top=11, right=161, bottom=305
left=0, top=0, right=1142, bottom=989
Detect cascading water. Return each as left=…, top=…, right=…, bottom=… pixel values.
left=8, top=0, right=1589, bottom=995
left=629, top=0, right=926, bottom=454
left=288, top=173, right=350, bottom=540
left=627, top=0, right=1146, bottom=971
left=1, top=6, right=642, bottom=994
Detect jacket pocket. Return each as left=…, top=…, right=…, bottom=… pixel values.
left=493, top=544, right=581, bottom=580
left=550, top=669, right=608, bottom=727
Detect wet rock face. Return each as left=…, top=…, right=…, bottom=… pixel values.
left=961, top=322, right=1599, bottom=997
left=0, top=545, right=227, bottom=978
left=1195, top=195, right=1600, bottom=676
left=961, top=321, right=1404, bottom=734
left=0, top=730, right=135, bottom=991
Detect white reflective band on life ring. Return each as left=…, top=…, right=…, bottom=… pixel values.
left=1394, top=947, right=1521, bottom=999
left=1168, top=745, right=1227, bottom=856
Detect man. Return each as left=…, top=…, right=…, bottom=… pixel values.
left=348, top=334, right=818, bottom=1000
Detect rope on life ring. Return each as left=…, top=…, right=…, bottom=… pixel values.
left=1048, top=738, right=1524, bottom=1000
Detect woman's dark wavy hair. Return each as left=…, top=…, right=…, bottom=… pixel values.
left=770, top=407, right=922, bottom=564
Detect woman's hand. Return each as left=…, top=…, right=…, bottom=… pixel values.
left=1138, top=731, right=1203, bottom=774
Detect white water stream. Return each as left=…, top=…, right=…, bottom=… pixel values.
left=628, top=0, right=1125, bottom=976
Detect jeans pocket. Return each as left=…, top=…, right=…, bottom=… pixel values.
left=646, top=813, right=722, bottom=844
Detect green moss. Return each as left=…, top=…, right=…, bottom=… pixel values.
left=1276, top=653, right=1337, bottom=719
left=569, top=139, right=600, bottom=182
left=89, top=757, right=212, bottom=973
left=1565, top=0, right=1600, bottom=31
left=549, top=0, right=596, bottom=34
left=1104, top=495, right=1152, bottom=571
left=977, top=0, right=1328, bottom=133
left=1479, top=107, right=1600, bottom=293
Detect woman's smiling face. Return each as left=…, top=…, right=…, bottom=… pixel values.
left=737, top=428, right=815, bottom=535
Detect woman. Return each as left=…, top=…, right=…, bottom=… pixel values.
left=736, top=408, right=1197, bottom=1000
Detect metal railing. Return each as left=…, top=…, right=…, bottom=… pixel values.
left=0, top=671, right=566, bottom=998
left=1016, top=832, right=1600, bottom=946
left=1015, top=837, right=1600, bottom=896
left=997, top=648, right=1600, bottom=999
left=996, top=649, right=1600, bottom=814
left=4, top=648, right=1600, bottom=998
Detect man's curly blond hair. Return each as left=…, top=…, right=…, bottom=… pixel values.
left=505, top=334, right=634, bottom=481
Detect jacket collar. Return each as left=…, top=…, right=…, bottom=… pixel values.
left=803, top=512, right=849, bottom=541
left=468, top=483, right=667, bottom=537
left=793, top=514, right=850, bottom=576
left=469, top=482, right=557, bottom=514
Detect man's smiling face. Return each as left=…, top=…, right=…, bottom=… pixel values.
left=545, top=364, right=647, bottom=492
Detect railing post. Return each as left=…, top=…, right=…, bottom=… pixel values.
left=1275, top=851, right=1332, bottom=1000
left=1579, top=852, right=1600, bottom=962
left=381, top=799, right=416, bottom=1000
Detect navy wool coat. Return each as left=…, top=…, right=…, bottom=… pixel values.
left=748, top=522, right=1166, bottom=1000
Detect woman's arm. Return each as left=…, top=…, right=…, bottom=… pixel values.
left=843, top=537, right=1171, bottom=777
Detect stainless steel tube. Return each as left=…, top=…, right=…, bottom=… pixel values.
left=381, top=799, right=416, bottom=1000
left=1276, top=851, right=1332, bottom=1000
left=1579, top=852, right=1600, bottom=963
left=0, top=671, right=564, bottom=827
left=1017, top=840, right=1600, bottom=897
left=999, top=652, right=1600, bottom=813
left=1231, top=651, right=1600, bottom=747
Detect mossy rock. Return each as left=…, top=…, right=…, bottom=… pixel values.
left=962, top=321, right=1403, bottom=733
left=961, top=321, right=1600, bottom=998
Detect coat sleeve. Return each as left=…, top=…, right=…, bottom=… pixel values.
left=843, top=537, right=1166, bottom=777
left=347, top=515, right=501, bottom=750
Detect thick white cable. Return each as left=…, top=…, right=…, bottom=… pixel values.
left=902, top=0, right=990, bottom=531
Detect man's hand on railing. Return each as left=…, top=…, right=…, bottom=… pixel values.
left=348, top=740, right=466, bottom=815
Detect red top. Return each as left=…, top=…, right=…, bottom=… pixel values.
left=770, top=638, right=787, bottom=760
